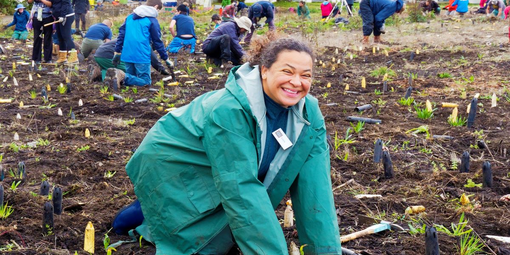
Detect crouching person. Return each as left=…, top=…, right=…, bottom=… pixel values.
left=202, top=16, right=251, bottom=69
left=81, top=20, right=113, bottom=59
left=112, top=35, right=342, bottom=255
left=106, top=0, right=171, bottom=90
left=90, top=39, right=170, bottom=82
left=167, top=4, right=196, bottom=53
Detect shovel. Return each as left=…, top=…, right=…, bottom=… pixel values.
left=340, top=215, right=405, bottom=243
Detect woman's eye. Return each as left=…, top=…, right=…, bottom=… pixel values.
left=282, top=70, right=292, bottom=74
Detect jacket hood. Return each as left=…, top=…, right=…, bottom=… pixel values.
left=133, top=5, right=158, bottom=18
left=396, top=0, right=404, bottom=12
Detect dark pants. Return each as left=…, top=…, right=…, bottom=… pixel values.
left=348, top=4, right=354, bottom=15
left=360, top=0, right=381, bottom=36
left=75, top=13, right=86, bottom=31
left=56, top=15, right=76, bottom=51
left=32, top=16, right=54, bottom=62
left=203, top=34, right=242, bottom=66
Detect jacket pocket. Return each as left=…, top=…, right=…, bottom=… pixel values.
left=180, top=166, right=216, bottom=214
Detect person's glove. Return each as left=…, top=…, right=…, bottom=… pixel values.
left=57, top=17, right=64, bottom=23
left=112, top=53, right=121, bottom=67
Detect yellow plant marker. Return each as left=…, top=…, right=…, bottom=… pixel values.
left=426, top=100, right=432, bottom=112
left=65, top=77, right=70, bottom=84
left=13, top=77, right=18, bottom=86
left=384, top=49, right=388, bottom=57
left=382, top=73, right=388, bottom=81
left=331, top=66, right=335, bottom=71
left=405, top=205, right=425, bottom=215
left=474, top=93, right=480, bottom=99
left=46, top=84, right=51, bottom=91
left=372, top=47, right=376, bottom=54
left=345, top=84, right=349, bottom=91
left=84, top=128, right=90, bottom=138
left=284, top=200, right=294, bottom=227
left=12, top=62, right=16, bottom=71
left=361, top=77, right=366, bottom=89
left=29, top=73, right=33, bottom=81
left=84, top=221, right=94, bottom=254
left=78, top=99, right=83, bottom=107
left=0, top=99, right=13, bottom=104
left=326, top=82, right=331, bottom=88
left=335, top=48, right=339, bottom=54
left=349, top=54, right=353, bottom=60
left=2, top=76, right=8, bottom=82
left=207, top=67, right=212, bottom=74
left=37, top=73, right=41, bottom=78
left=19, top=101, right=24, bottom=108
left=441, top=102, right=458, bottom=108
left=337, top=59, right=341, bottom=64
left=451, top=107, right=458, bottom=122
left=460, top=193, right=470, bottom=205
left=332, top=57, right=335, bottom=62
left=416, top=49, right=420, bottom=55
left=167, top=81, right=179, bottom=86
left=322, top=63, right=326, bottom=68
left=319, top=60, right=323, bottom=65
left=491, top=93, right=497, bottom=108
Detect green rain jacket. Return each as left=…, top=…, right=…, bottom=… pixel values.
left=126, top=63, right=342, bottom=254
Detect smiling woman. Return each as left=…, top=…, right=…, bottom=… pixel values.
left=113, top=33, right=342, bottom=254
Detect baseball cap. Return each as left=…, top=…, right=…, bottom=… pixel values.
left=251, top=3, right=262, bottom=17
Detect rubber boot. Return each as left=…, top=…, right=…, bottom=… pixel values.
left=374, top=36, right=383, bottom=44
left=361, top=36, right=370, bottom=44
left=56, top=51, right=67, bottom=64
left=88, top=64, right=102, bottom=82
left=52, top=44, right=59, bottom=56
left=67, top=50, right=79, bottom=64
left=105, top=68, right=125, bottom=91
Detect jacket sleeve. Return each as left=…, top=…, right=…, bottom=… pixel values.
left=6, top=16, right=16, bottom=27
left=289, top=108, right=342, bottom=254
left=115, top=20, right=126, bottom=53
left=374, top=4, right=396, bottom=30
left=452, top=0, right=459, bottom=7
left=227, top=25, right=244, bottom=58
left=202, top=105, right=288, bottom=254
left=149, top=17, right=168, bottom=60
left=265, top=5, right=274, bottom=23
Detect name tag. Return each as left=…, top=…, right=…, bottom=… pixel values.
left=272, top=128, right=293, bottom=150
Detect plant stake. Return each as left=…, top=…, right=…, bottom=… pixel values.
left=18, top=161, right=25, bottom=180
left=0, top=185, right=3, bottom=207
left=84, top=221, right=95, bottom=253
left=383, top=81, right=387, bottom=92
left=43, top=202, right=53, bottom=235
left=460, top=151, right=470, bottom=173
left=374, top=139, right=383, bottom=163
left=383, top=151, right=393, bottom=178
left=40, top=181, right=50, bottom=195
left=355, top=104, right=372, bottom=112
left=404, top=86, right=412, bottom=99
left=482, top=161, right=492, bottom=188
left=425, top=226, right=439, bottom=255
left=467, top=97, right=477, bottom=128
left=53, top=187, right=62, bottom=215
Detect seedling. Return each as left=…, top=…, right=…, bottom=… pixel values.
left=398, top=97, right=414, bottom=106
left=370, top=66, right=396, bottom=79
left=77, top=145, right=90, bottom=152
left=434, top=213, right=472, bottom=237
left=333, top=128, right=356, bottom=150
left=131, top=87, right=138, bottom=94
left=415, top=105, right=434, bottom=120
left=459, top=231, right=485, bottom=255
left=57, top=84, right=67, bottom=94
left=464, top=179, right=482, bottom=188
left=448, top=115, right=467, bottom=127
left=9, top=143, right=19, bottom=153
left=105, top=95, right=114, bottom=101
left=371, top=98, right=387, bottom=107
left=36, top=138, right=50, bottom=146
left=123, top=97, right=133, bottom=103
left=437, top=72, right=452, bottom=78
left=0, top=203, right=14, bottom=219
left=10, top=181, right=21, bottom=192
left=374, top=89, right=382, bottom=95
left=100, top=86, right=109, bottom=94
left=124, top=119, right=136, bottom=126
left=406, top=125, right=431, bottom=139
left=349, top=121, right=365, bottom=133
left=29, top=89, right=37, bottom=99
left=104, top=170, right=116, bottom=179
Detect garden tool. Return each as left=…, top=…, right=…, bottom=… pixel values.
left=44, top=13, right=75, bottom=27
left=340, top=215, right=405, bottom=243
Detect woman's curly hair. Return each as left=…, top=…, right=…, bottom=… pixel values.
left=245, top=31, right=315, bottom=69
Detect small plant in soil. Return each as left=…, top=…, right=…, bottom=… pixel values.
left=448, top=115, right=467, bottom=127
left=104, top=170, right=116, bottom=179
left=131, top=87, right=138, bottom=94
left=398, top=97, right=414, bottom=106
left=100, top=86, right=109, bottom=95
left=371, top=98, right=387, bottom=107
left=121, top=87, right=130, bottom=93
left=29, top=89, right=37, bottom=99
left=8, top=143, right=19, bottom=153
left=36, top=138, right=50, bottom=147
left=434, top=213, right=471, bottom=237
left=77, top=145, right=90, bottom=152
left=406, top=125, right=431, bottom=139
left=0, top=203, right=14, bottom=220
left=374, top=89, right=382, bottom=95
left=105, top=95, right=115, bottom=101
left=370, top=66, right=396, bottom=79
left=150, top=85, right=170, bottom=104
left=458, top=231, right=485, bottom=255
left=350, top=121, right=365, bottom=133
left=464, top=179, right=482, bottom=188
left=334, top=128, right=356, bottom=150
left=57, top=84, right=67, bottom=95
left=124, top=97, right=133, bottom=103
left=437, top=72, right=452, bottom=78
left=414, top=105, right=433, bottom=120
left=10, top=181, right=21, bottom=192
left=124, top=118, right=136, bottom=126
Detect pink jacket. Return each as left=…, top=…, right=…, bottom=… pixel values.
left=321, top=2, right=333, bottom=16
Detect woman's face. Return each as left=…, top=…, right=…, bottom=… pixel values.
left=261, top=50, right=313, bottom=108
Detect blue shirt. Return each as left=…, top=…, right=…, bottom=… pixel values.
left=7, top=10, right=30, bottom=32
left=172, top=14, right=196, bottom=38
left=84, top=23, right=112, bottom=40
left=258, top=92, right=289, bottom=181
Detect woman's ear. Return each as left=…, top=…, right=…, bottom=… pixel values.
left=261, top=66, right=268, bottom=79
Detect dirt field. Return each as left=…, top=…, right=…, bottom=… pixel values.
left=0, top=6, right=509, bottom=255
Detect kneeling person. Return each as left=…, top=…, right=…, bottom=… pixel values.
left=168, top=4, right=196, bottom=53
left=81, top=20, right=113, bottom=58
left=202, top=16, right=251, bottom=68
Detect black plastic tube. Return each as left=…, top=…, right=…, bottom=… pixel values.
left=467, top=97, right=477, bottom=128
left=341, top=247, right=359, bottom=255
left=383, top=81, right=388, bottom=92
left=339, top=74, right=344, bottom=84
left=432, top=135, right=454, bottom=140
left=66, top=83, right=72, bottom=94
left=40, top=181, right=50, bottom=196
left=374, top=139, right=383, bottom=163
left=482, top=161, right=493, bottom=188
left=70, top=112, right=76, bottom=120
left=346, top=116, right=382, bottom=124
left=355, top=104, right=372, bottom=112
left=460, top=151, right=470, bottom=173
left=0, top=185, right=3, bottom=206
left=410, top=52, right=416, bottom=61
left=383, top=151, right=394, bottom=178
left=425, top=226, right=440, bottom=255
left=53, top=187, right=62, bottom=215
left=18, top=161, right=25, bottom=180
left=404, top=86, right=413, bottom=99
left=43, top=202, right=54, bottom=235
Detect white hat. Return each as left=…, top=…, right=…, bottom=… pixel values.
left=234, top=16, right=252, bottom=33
